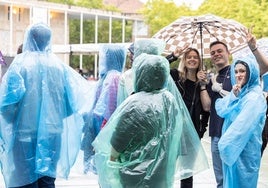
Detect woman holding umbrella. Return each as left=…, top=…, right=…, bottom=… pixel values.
left=169, top=47, right=210, bottom=188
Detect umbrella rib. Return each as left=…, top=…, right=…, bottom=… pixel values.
left=190, top=28, right=199, bottom=46
left=205, top=22, right=236, bottom=32
left=204, top=23, right=246, bottom=38
left=182, top=26, right=196, bottom=33
left=203, top=25, right=219, bottom=41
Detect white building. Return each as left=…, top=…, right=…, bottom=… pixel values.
left=0, top=0, right=148, bottom=77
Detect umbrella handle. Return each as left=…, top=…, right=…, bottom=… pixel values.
left=198, top=23, right=206, bottom=70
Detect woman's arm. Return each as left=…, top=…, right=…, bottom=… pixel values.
left=247, top=29, right=268, bottom=75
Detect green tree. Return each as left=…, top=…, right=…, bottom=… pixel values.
left=76, top=0, right=103, bottom=9
left=141, top=0, right=268, bottom=38
left=140, top=0, right=193, bottom=36
left=47, top=0, right=75, bottom=5
left=198, top=0, right=268, bottom=38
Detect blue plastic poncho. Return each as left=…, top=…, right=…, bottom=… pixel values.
left=80, top=44, right=126, bottom=167
left=0, top=23, right=95, bottom=187
left=92, top=44, right=126, bottom=134
left=93, top=54, right=208, bottom=188
left=262, top=72, right=268, bottom=91
left=216, top=56, right=267, bottom=188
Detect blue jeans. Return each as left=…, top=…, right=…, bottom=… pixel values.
left=10, top=176, right=56, bottom=188
left=211, top=137, right=223, bottom=188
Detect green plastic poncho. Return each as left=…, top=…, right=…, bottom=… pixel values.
left=117, top=38, right=166, bottom=106
left=93, top=54, right=208, bottom=188
left=216, top=56, right=267, bottom=188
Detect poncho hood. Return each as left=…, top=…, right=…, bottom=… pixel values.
left=23, top=23, right=52, bottom=52
left=133, top=53, right=169, bottom=92
left=98, top=44, right=126, bottom=78
left=231, top=55, right=260, bottom=97
left=133, top=38, right=165, bottom=60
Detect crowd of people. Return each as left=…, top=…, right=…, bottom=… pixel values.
left=0, top=22, right=267, bottom=188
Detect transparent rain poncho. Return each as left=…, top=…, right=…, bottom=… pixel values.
left=117, top=38, right=166, bottom=106
left=93, top=54, right=208, bottom=188
left=216, top=56, right=267, bottom=188
left=93, top=44, right=126, bottom=133
left=0, top=23, right=95, bottom=187
left=80, top=44, right=126, bottom=171
left=89, top=44, right=125, bottom=133
left=117, top=38, right=190, bottom=119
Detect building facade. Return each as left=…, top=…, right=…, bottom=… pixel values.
left=0, top=0, right=147, bottom=77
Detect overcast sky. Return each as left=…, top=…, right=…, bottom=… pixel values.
left=139, top=0, right=205, bottom=10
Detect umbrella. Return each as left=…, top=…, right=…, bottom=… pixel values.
left=153, top=14, right=248, bottom=69
left=233, top=38, right=268, bottom=59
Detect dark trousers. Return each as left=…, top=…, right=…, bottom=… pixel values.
left=10, top=176, right=56, bottom=188
left=180, top=176, right=193, bottom=188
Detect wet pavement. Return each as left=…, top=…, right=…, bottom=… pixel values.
left=0, top=133, right=268, bottom=187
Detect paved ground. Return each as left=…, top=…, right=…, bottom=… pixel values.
left=0, top=133, right=268, bottom=187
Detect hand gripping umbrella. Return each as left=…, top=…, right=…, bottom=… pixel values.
left=153, top=14, right=248, bottom=70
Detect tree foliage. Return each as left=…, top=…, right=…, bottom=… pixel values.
left=198, top=0, right=268, bottom=38
left=141, top=0, right=268, bottom=38
left=47, top=0, right=75, bottom=5
left=140, top=0, right=193, bottom=36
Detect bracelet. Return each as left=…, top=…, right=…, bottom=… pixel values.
left=200, top=88, right=207, bottom=91
left=251, top=46, right=258, bottom=52
left=200, top=83, right=207, bottom=87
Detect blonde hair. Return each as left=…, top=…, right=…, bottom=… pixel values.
left=178, top=48, right=202, bottom=82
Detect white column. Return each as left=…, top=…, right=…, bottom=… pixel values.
left=64, top=10, right=68, bottom=64
left=109, top=16, right=112, bottom=43
left=9, top=5, right=13, bottom=56
left=79, top=13, right=83, bottom=69
left=122, top=18, right=125, bottom=43
left=94, top=15, right=98, bottom=79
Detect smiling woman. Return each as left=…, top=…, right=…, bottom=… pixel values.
left=216, top=55, right=267, bottom=188
left=170, top=47, right=210, bottom=188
